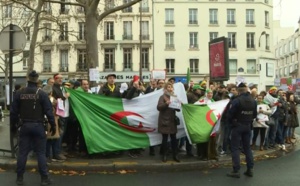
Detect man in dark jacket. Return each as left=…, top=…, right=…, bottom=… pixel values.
left=213, top=84, right=227, bottom=101
left=98, top=74, right=121, bottom=97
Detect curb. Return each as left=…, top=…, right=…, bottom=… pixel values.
left=0, top=145, right=297, bottom=173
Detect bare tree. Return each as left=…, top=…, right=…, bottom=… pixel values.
left=43, top=0, right=142, bottom=70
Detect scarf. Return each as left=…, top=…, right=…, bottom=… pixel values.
left=108, top=84, right=115, bottom=92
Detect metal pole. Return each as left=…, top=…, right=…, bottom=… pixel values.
left=9, top=24, right=15, bottom=158
left=139, top=5, right=142, bottom=79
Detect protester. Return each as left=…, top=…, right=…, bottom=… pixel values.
left=156, top=79, right=165, bottom=90
left=213, top=84, right=226, bottom=101
left=52, top=73, right=69, bottom=161
left=42, top=85, right=60, bottom=162
left=286, top=92, right=299, bottom=142
left=98, top=74, right=121, bottom=97
left=47, top=78, right=54, bottom=86
left=157, top=82, right=180, bottom=163
left=252, top=95, right=271, bottom=151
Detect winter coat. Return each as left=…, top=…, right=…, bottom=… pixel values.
left=287, top=102, right=299, bottom=128
left=157, top=94, right=178, bottom=134
left=98, top=83, right=121, bottom=98
left=186, top=91, right=200, bottom=104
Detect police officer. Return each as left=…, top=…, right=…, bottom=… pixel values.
left=10, top=70, right=56, bottom=185
left=226, top=83, right=257, bottom=178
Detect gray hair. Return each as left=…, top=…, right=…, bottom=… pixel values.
left=42, top=85, right=52, bottom=95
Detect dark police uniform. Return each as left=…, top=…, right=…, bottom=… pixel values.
left=10, top=71, right=55, bottom=185
left=227, top=83, right=257, bottom=178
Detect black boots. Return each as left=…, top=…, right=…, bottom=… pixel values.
left=173, top=154, right=180, bottom=162
left=226, top=171, right=240, bottom=178
left=41, top=175, right=53, bottom=186
left=16, top=176, right=23, bottom=185
left=244, top=169, right=254, bottom=177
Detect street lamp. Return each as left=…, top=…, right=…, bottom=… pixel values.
left=258, top=31, right=266, bottom=47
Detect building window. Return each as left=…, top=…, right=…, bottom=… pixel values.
left=43, top=2, right=52, bottom=14
left=23, top=51, right=29, bottom=70
left=123, top=21, right=132, bottom=40
left=166, top=59, right=175, bottom=73
left=228, top=32, right=236, bottom=48
left=142, top=48, right=149, bottom=70
left=190, top=32, right=198, bottom=49
left=246, top=33, right=255, bottom=49
left=122, top=0, right=132, bottom=12
left=59, top=23, right=68, bottom=41
left=123, top=48, right=132, bottom=71
left=284, top=67, right=287, bottom=76
left=105, top=0, right=115, bottom=10
left=77, top=6, right=84, bottom=14
left=265, top=34, right=270, bottom=50
left=247, top=59, right=256, bottom=74
left=227, top=9, right=235, bottom=24
left=289, top=40, right=293, bottom=51
left=141, top=21, right=149, bottom=40
left=104, top=49, right=115, bottom=71
left=295, top=38, right=298, bottom=49
left=246, top=9, right=255, bottom=24
left=104, top=22, right=114, bottom=40
left=139, top=0, right=149, bottom=12
left=209, top=9, right=218, bottom=24
left=265, top=11, right=269, bottom=27
left=78, top=22, right=85, bottom=40
left=189, top=9, right=198, bottom=24
left=77, top=49, right=87, bottom=71
left=43, top=23, right=52, bottom=41
left=60, top=50, right=68, bottom=72
left=190, top=59, right=199, bottom=73
left=43, top=50, right=51, bottom=72
left=209, top=32, right=218, bottom=41
left=166, top=32, right=174, bottom=49
left=60, top=0, right=69, bottom=14
left=165, top=8, right=174, bottom=24
left=229, top=59, right=237, bottom=74
left=3, top=4, right=12, bottom=18
left=24, top=27, right=30, bottom=41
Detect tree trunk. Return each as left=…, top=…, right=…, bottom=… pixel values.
left=86, top=10, right=99, bottom=70
left=27, top=0, right=44, bottom=73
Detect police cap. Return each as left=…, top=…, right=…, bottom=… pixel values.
left=238, top=83, right=247, bottom=88
left=28, top=70, right=39, bottom=78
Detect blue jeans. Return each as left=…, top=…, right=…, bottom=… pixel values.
left=17, top=122, right=48, bottom=177
left=46, top=139, right=59, bottom=158
left=268, top=118, right=279, bottom=146
left=276, top=121, right=284, bottom=145
left=230, top=124, right=254, bottom=172
left=55, top=117, right=68, bottom=155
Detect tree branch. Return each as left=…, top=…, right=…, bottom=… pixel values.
left=10, top=0, right=41, bottom=13
left=45, top=0, right=85, bottom=7
left=98, top=0, right=142, bottom=22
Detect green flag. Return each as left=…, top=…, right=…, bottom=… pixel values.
left=187, top=68, right=191, bottom=84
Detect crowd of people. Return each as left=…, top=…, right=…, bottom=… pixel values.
left=12, top=73, right=300, bottom=164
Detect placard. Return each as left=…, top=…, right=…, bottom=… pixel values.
left=152, top=70, right=166, bottom=80
left=169, top=96, right=182, bottom=110
left=89, top=68, right=100, bottom=81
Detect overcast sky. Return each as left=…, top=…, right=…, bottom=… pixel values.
left=273, top=0, right=300, bottom=29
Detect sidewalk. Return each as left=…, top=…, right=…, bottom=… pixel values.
left=1, top=117, right=300, bottom=173
left=0, top=141, right=299, bottom=173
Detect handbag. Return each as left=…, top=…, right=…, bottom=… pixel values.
left=266, top=117, right=275, bottom=126
left=174, top=116, right=180, bottom=126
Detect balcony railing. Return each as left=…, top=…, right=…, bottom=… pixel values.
left=43, top=35, right=52, bottom=42
left=140, top=34, right=149, bottom=40
left=60, top=8, right=69, bottom=14
left=43, top=66, right=51, bottom=72
left=60, top=66, right=68, bottom=72
left=104, top=35, right=115, bottom=40
left=77, top=63, right=87, bottom=72
left=165, top=20, right=174, bottom=24
left=139, top=7, right=149, bottom=12
left=165, top=44, right=175, bottom=49
left=122, top=7, right=132, bottom=13
left=189, top=20, right=198, bottom=24
left=123, top=34, right=133, bottom=40
left=246, top=20, right=255, bottom=24
left=210, top=20, right=218, bottom=24
left=190, top=68, right=199, bottom=73
left=227, top=20, right=236, bottom=24
left=190, top=44, right=198, bottom=49
left=103, top=63, right=116, bottom=72
left=123, top=63, right=132, bottom=71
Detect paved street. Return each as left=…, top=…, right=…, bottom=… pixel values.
left=0, top=149, right=300, bottom=186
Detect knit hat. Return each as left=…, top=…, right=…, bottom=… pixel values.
left=192, top=85, right=201, bottom=90
left=199, top=80, right=207, bottom=87
left=269, top=86, right=277, bottom=93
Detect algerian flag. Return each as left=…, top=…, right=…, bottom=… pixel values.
left=182, top=99, right=229, bottom=143
left=68, top=83, right=187, bottom=154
